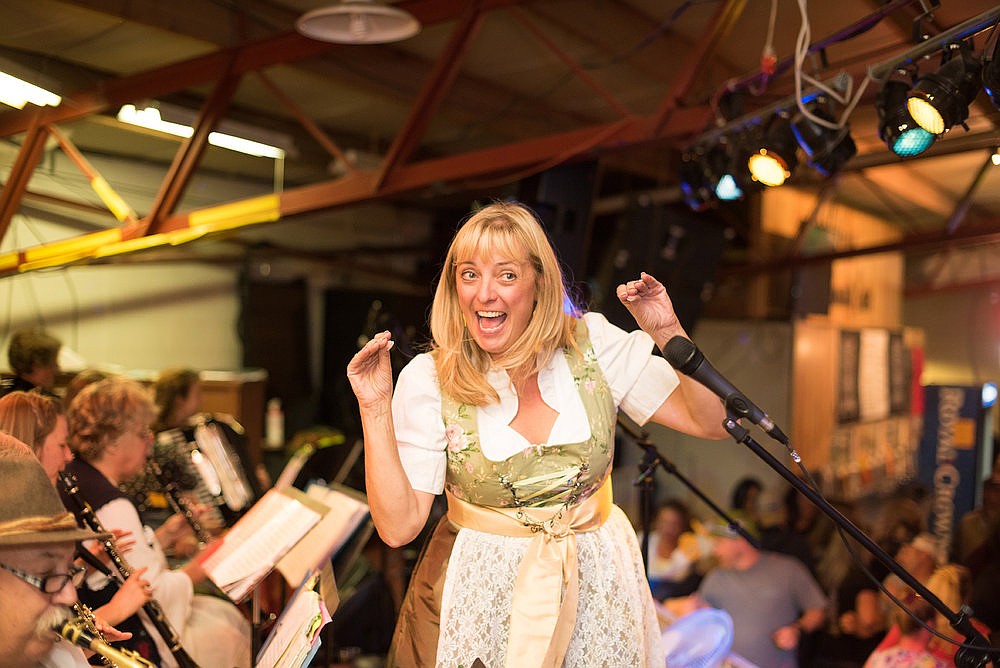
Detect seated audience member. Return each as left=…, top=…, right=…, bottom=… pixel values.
left=0, top=390, right=159, bottom=662
left=0, top=443, right=111, bottom=668
left=2, top=327, right=62, bottom=399
left=668, top=517, right=827, bottom=668
left=965, top=524, right=1000, bottom=632
left=760, top=483, right=823, bottom=575
left=869, top=493, right=927, bottom=582
left=881, top=532, right=941, bottom=609
left=644, top=498, right=707, bottom=599
left=863, top=590, right=948, bottom=668
left=811, top=546, right=888, bottom=668
left=954, top=477, right=1000, bottom=563
left=63, top=376, right=251, bottom=668
left=875, top=563, right=992, bottom=664
left=730, top=476, right=764, bottom=526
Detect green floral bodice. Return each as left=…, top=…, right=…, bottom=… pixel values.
left=441, top=319, right=615, bottom=509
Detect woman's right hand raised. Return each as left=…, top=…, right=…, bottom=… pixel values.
left=347, top=330, right=395, bottom=408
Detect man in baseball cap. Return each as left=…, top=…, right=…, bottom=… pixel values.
left=0, top=434, right=109, bottom=667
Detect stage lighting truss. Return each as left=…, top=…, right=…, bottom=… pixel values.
left=747, top=114, right=799, bottom=187
left=876, top=76, right=936, bottom=158
left=907, top=42, right=982, bottom=135
left=790, top=101, right=857, bottom=176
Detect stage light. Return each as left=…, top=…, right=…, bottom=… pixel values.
left=907, top=44, right=982, bottom=135
left=701, top=144, right=745, bottom=202
left=790, top=105, right=856, bottom=176
left=747, top=115, right=798, bottom=187
left=876, top=79, right=936, bottom=157
left=679, top=151, right=715, bottom=212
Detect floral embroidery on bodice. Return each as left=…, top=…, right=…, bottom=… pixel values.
left=441, top=319, right=615, bottom=509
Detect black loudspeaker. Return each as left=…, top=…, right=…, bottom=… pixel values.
left=320, top=289, right=431, bottom=437
left=520, top=162, right=598, bottom=281
left=598, top=203, right=728, bottom=335
left=240, top=277, right=312, bottom=431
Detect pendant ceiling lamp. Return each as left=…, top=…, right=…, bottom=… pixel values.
left=296, top=0, right=421, bottom=44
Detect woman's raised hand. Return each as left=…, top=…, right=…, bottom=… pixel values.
left=347, top=330, right=395, bottom=408
left=615, top=272, right=683, bottom=348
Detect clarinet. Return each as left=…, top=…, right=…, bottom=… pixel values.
left=146, top=459, right=212, bottom=547
left=55, top=616, right=156, bottom=668
left=58, top=471, right=201, bottom=668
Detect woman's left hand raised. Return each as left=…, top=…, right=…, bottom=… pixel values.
left=616, top=272, right=683, bottom=348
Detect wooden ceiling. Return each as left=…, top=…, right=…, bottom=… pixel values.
left=0, top=0, right=999, bottom=284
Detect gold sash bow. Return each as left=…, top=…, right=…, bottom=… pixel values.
left=445, top=476, right=613, bottom=668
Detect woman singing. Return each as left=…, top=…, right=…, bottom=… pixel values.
left=347, top=200, right=727, bottom=667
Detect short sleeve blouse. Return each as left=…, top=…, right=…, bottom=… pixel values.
left=391, top=312, right=679, bottom=494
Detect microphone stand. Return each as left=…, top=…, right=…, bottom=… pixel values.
left=618, top=419, right=760, bottom=577
left=721, top=409, right=996, bottom=668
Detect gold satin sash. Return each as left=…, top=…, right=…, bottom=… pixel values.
left=445, top=476, right=614, bottom=668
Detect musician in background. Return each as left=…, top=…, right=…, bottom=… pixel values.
left=125, top=368, right=260, bottom=541
left=1, top=327, right=62, bottom=399
left=0, top=390, right=158, bottom=661
left=0, top=438, right=105, bottom=667
left=64, top=376, right=251, bottom=668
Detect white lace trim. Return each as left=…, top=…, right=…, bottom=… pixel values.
left=436, top=507, right=665, bottom=667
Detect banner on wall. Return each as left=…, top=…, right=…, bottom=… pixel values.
left=916, top=385, right=990, bottom=563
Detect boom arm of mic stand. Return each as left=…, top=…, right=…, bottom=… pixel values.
left=618, top=419, right=760, bottom=549
left=720, top=413, right=996, bottom=668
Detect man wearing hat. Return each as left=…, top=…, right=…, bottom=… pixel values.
left=0, top=440, right=109, bottom=667
left=676, top=513, right=827, bottom=668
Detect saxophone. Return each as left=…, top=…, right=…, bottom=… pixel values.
left=55, top=615, right=156, bottom=668
left=70, top=602, right=113, bottom=667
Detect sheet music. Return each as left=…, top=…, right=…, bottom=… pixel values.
left=200, top=488, right=324, bottom=602
left=276, top=483, right=369, bottom=590
left=255, top=585, right=330, bottom=668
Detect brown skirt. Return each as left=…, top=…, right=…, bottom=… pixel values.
left=387, top=515, right=457, bottom=668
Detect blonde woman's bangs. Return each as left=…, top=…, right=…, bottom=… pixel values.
left=450, top=218, right=535, bottom=271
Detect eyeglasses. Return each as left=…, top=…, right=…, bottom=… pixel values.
left=0, top=562, right=85, bottom=594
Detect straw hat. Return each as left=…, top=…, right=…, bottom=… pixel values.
left=0, top=454, right=109, bottom=546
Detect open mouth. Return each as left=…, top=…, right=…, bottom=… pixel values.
left=477, top=311, right=507, bottom=331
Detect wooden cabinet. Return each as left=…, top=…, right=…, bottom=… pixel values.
left=199, top=369, right=268, bottom=470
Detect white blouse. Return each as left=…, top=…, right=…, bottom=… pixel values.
left=392, top=311, right=679, bottom=494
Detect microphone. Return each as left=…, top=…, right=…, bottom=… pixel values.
left=663, top=336, right=789, bottom=445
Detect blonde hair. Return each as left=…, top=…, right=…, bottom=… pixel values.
left=926, top=563, right=972, bottom=634
left=66, top=377, right=154, bottom=462
left=0, top=391, right=62, bottom=457
left=430, top=201, right=576, bottom=405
